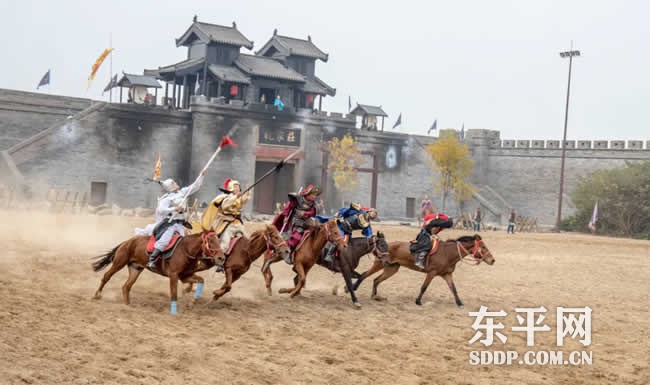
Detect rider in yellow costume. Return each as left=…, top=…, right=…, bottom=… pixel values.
left=201, top=178, right=251, bottom=253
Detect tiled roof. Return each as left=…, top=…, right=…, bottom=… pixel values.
left=117, top=73, right=161, bottom=88
left=300, top=76, right=335, bottom=96
left=208, top=65, right=251, bottom=85
left=234, top=54, right=305, bottom=82
left=274, top=35, right=328, bottom=61
left=156, top=57, right=205, bottom=74
left=350, top=104, right=388, bottom=117
left=176, top=21, right=254, bottom=49
left=257, top=34, right=328, bottom=61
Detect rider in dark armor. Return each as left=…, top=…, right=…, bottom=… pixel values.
left=271, top=184, right=321, bottom=264
left=409, top=213, right=453, bottom=269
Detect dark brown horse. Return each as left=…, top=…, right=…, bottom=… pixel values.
left=353, top=235, right=495, bottom=307
left=92, top=230, right=223, bottom=314
left=320, top=232, right=390, bottom=307
left=262, top=219, right=347, bottom=300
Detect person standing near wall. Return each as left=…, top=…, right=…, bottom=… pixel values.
left=419, top=195, right=433, bottom=226
left=473, top=207, right=482, bottom=232
left=507, top=209, right=516, bottom=234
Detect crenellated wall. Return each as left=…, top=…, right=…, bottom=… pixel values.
left=465, top=130, right=650, bottom=226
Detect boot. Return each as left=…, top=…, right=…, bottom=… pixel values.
left=283, top=251, right=293, bottom=265
left=323, top=245, right=335, bottom=265
left=415, top=252, right=426, bottom=269
left=147, top=248, right=162, bottom=269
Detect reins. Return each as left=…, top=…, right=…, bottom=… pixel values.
left=263, top=232, right=288, bottom=260
left=456, top=239, right=484, bottom=265
left=200, top=231, right=222, bottom=259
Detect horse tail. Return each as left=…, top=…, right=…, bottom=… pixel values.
left=92, top=243, right=122, bottom=272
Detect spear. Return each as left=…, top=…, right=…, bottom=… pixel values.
left=168, top=127, right=239, bottom=222
left=239, top=148, right=302, bottom=196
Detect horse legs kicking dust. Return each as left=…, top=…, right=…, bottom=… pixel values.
left=371, top=263, right=400, bottom=301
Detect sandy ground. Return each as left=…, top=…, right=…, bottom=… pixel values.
left=0, top=211, right=649, bottom=385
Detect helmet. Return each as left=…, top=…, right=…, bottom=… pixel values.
left=161, top=178, right=177, bottom=192
left=300, top=184, right=321, bottom=197
left=350, top=202, right=361, bottom=211
left=220, top=178, right=240, bottom=193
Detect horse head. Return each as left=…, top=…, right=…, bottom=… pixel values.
left=264, top=224, right=291, bottom=262
left=373, top=231, right=390, bottom=260
left=200, top=231, right=225, bottom=263
left=458, top=234, right=495, bottom=265
left=324, top=218, right=347, bottom=251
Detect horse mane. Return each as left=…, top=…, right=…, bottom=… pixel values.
left=448, top=235, right=480, bottom=243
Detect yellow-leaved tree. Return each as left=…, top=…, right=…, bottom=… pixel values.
left=426, top=131, right=474, bottom=211
left=327, top=134, right=364, bottom=206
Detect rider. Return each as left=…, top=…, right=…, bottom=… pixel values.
left=200, top=178, right=251, bottom=253
left=322, top=202, right=377, bottom=265
left=271, top=184, right=321, bottom=264
left=146, top=169, right=206, bottom=268
left=409, top=212, right=453, bottom=269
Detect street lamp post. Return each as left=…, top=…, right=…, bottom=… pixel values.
left=555, top=48, right=580, bottom=231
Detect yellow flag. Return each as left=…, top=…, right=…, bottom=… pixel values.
left=88, top=48, right=114, bottom=88
left=152, top=153, right=161, bottom=181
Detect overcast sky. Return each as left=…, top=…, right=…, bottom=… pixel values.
left=2, top=0, right=648, bottom=140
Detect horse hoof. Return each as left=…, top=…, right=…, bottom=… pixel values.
left=331, top=286, right=338, bottom=296
left=266, top=288, right=273, bottom=296
left=415, top=299, right=423, bottom=306
left=92, top=293, right=101, bottom=300
left=457, top=304, right=464, bottom=309
left=353, top=301, right=362, bottom=309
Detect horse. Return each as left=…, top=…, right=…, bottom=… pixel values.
left=353, top=234, right=495, bottom=307
left=92, top=230, right=223, bottom=314
left=92, top=225, right=290, bottom=313
left=320, top=232, right=390, bottom=307
left=209, top=224, right=290, bottom=301
left=261, top=218, right=348, bottom=301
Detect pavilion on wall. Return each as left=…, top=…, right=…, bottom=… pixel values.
left=144, top=16, right=336, bottom=111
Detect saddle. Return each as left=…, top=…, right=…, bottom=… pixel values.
left=146, top=234, right=183, bottom=261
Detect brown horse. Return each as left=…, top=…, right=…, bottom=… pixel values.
left=262, top=219, right=347, bottom=300
left=92, top=225, right=290, bottom=313
left=353, top=235, right=495, bottom=307
left=209, top=224, right=290, bottom=301
left=92, top=230, right=223, bottom=314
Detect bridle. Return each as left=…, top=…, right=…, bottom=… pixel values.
left=370, top=236, right=389, bottom=259
left=264, top=232, right=289, bottom=259
left=456, top=239, right=485, bottom=265
left=200, top=231, right=222, bottom=259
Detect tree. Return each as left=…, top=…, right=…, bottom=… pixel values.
left=327, top=134, right=364, bottom=206
left=426, top=131, right=474, bottom=212
left=566, top=161, right=650, bottom=238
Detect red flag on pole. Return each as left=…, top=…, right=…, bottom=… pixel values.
left=219, top=136, right=237, bottom=148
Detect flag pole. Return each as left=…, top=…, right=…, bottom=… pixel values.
left=240, top=148, right=301, bottom=196
left=109, top=33, right=113, bottom=103
left=168, top=126, right=240, bottom=220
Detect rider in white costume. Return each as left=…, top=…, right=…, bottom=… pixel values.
left=142, top=170, right=206, bottom=268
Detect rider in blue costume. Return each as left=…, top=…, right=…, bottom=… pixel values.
left=321, top=202, right=377, bottom=265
